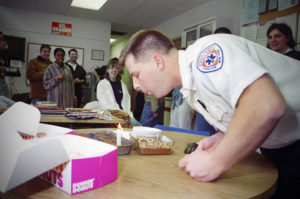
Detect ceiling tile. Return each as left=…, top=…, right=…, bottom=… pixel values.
left=36, top=0, right=71, bottom=15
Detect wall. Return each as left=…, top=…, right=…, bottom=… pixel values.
left=0, top=6, right=111, bottom=96
left=153, top=0, right=242, bottom=39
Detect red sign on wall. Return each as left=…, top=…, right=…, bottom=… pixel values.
left=51, top=22, right=72, bottom=36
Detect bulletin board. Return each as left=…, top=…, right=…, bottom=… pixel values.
left=26, top=42, right=84, bottom=66
left=241, top=1, right=300, bottom=49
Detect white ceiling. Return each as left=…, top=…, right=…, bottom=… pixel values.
left=0, top=0, right=210, bottom=39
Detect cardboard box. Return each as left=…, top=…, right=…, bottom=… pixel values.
left=0, top=102, right=118, bottom=195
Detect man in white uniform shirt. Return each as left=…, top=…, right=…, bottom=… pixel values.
left=119, top=30, right=300, bottom=199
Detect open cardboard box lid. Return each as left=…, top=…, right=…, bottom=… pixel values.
left=0, top=102, right=71, bottom=192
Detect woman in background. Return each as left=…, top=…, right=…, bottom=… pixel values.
left=267, top=23, right=300, bottom=60
left=43, top=48, right=75, bottom=108
left=97, top=58, right=140, bottom=126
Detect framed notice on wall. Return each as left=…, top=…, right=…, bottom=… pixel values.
left=91, top=49, right=104, bottom=61
left=51, top=21, right=72, bottom=36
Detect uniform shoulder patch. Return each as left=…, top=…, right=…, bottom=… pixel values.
left=197, top=43, right=223, bottom=73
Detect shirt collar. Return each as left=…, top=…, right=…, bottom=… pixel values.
left=53, top=62, right=64, bottom=68
left=178, top=50, right=197, bottom=91
left=284, top=47, right=293, bottom=54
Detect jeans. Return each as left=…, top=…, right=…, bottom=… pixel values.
left=195, top=112, right=216, bottom=135
left=260, top=141, right=300, bottom=199
left=170, top=98, right=193, bottom=129
left=141, top=101, right=164, bottom=127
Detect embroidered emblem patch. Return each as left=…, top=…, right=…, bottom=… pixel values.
left=197, top=43, right=223, bottom=73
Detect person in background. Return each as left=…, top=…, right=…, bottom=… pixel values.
left=26, top=44, right=52, bottom=105
left=140, top=94, right=164, bottom=127
left=65, top=49, right=86, bottom=107
left=97, top=58, right=140, bottom=126
left=0, top=31, right=9, bottom=97
left=0, top=95, right=14, bottom=108
left=133, top=91, right=145, bottom=122
left=93, top=65, right=106, bottom=85
left=214, top=27, right=232, bottom=34
left=169, top=87, right=193, bottom=129
left=93, top=58, right=119, bottom=86
left=43, top=48, right=75, bottom=108
left=119, top=29, right=300, bottom=199
left=267, top=23, right=300, bottom=61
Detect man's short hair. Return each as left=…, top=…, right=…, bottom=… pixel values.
left=68, top=48, right=78, bottom=55
left=119, top=29, right=175, bottom=66
left=214, top=27, right=232, bottom=34
left=40, top=44, right=51, bottom=52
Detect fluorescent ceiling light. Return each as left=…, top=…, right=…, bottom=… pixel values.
left=71, top=0, right=108, bottom=10
left=110, top=38, right=116, bottom=43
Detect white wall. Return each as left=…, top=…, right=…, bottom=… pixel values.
left=153, top=0, right=242, bottom=39
left=0, top=6, right=111, bottom=96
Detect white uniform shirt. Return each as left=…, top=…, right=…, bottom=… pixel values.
left=179, top=34, right=300, bottom=149
left=96, top=78, right=133, bottom=117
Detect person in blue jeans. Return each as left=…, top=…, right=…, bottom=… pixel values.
left=169, top=87, right=193, bottom=129
left=195, top=112, right=216, bottom=135
left=141, top=94, right=164, bottom=127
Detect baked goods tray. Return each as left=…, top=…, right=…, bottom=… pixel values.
left=74, top=130, right=134, bottom=155
left=135, top=135, right=174, bottom=155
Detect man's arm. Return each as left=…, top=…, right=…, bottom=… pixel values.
left=179, top=74, right=286, bottom=181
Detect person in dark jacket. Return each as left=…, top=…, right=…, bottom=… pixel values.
left=65, top=49, right=86, bottom=107
left=26, top=44, right=52, bottom=104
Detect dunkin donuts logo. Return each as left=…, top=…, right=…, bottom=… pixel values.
left=72, top=178, right=95, bottom=194
left=39, top=162, right=67, bottom=188
left=40, top=169, right=63, bottom=187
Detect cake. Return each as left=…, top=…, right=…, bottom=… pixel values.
left=136, top=138, right=172, bottom=155
left=74, top=131, right=134, bottom=155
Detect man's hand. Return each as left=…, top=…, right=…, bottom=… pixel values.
left=197, top=131, right=224, bottom=151
left=74, top=78, right=84, bottom=84
left=179, top=75, right=285, bottom=183
left=178, top=132, right=224, bottom=182
left=73, top=78, right=80, bottom=84
left=153, top=112, right=159, bottom=117
left=57, top=74, right=65, bottom=80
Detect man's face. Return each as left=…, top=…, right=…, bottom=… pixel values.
left=268, top=29, right=289, bottom=53
left=40, top=47, right=50, bottom=60
left=69, top=51, right=78, bottom=62
left=125, top=53, right=171, bottom=98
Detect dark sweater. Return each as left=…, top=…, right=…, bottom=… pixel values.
left=285, top=50, right=300, bottom=61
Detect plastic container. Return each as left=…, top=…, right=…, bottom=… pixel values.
left=131, top=126, right=162, bottom=139
left=74, top=130, right=134, bottom=155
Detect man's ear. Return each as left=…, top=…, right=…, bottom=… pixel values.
left=153, top=54, right=165, bottom=71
